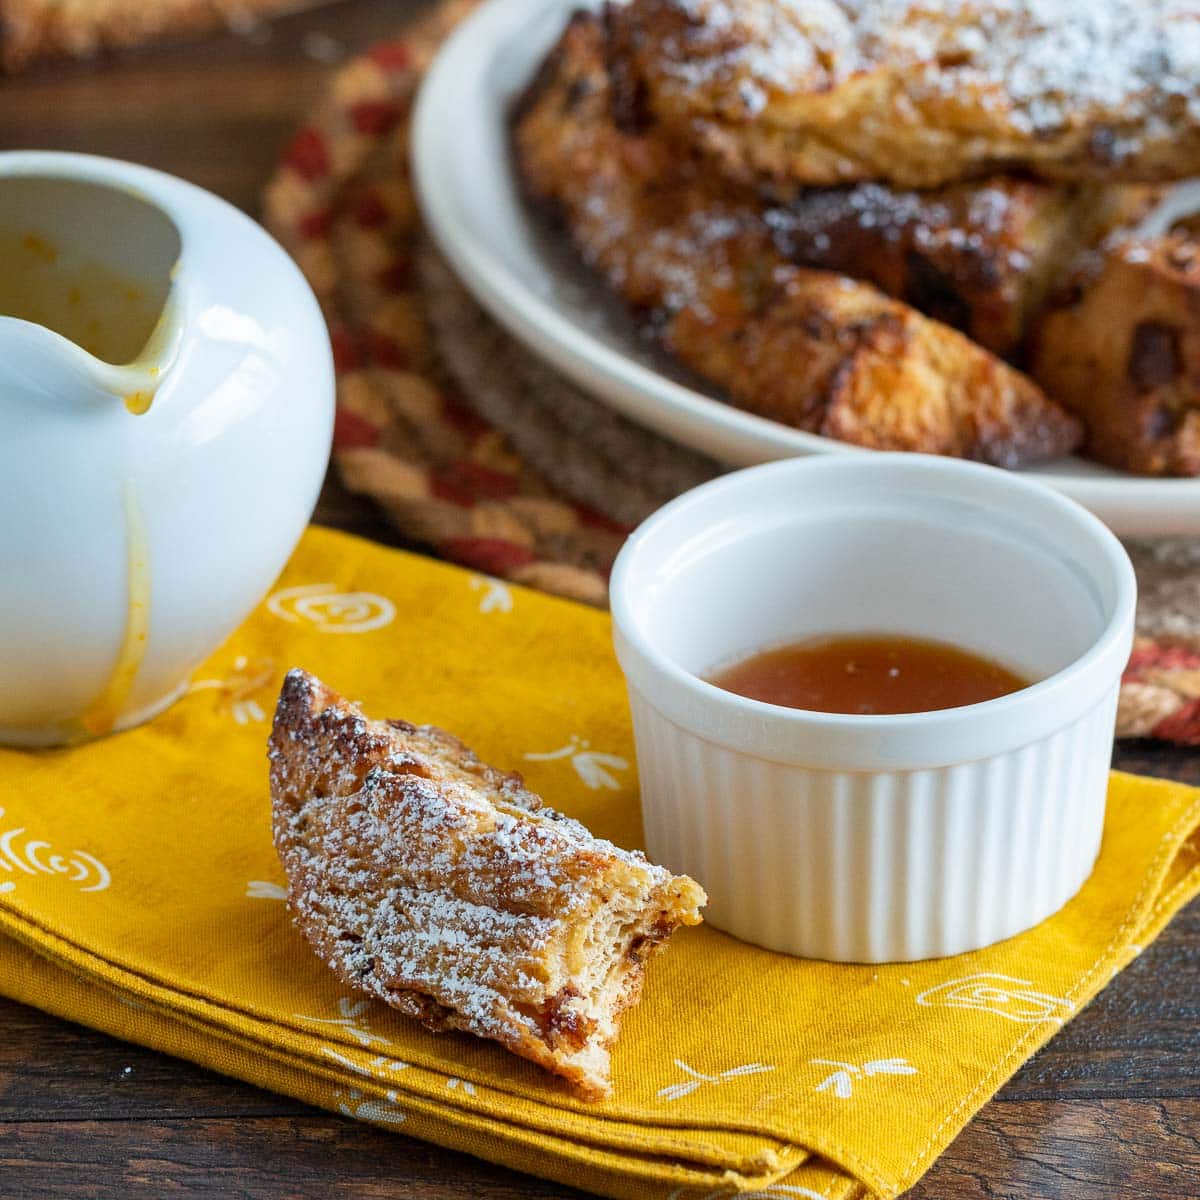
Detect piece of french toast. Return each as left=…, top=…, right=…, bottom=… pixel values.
left=605, top=0, right=1200, bottom=191
left=515, top=12, right=1082, bottom=467
left=1030, top=233, right=1200, bottom=476
left=269, top=669, right=705, bottom=1100
left=764, top=180, right=1159, bottom=358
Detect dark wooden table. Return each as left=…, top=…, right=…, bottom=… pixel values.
left=0, top=4, right=1197, bottom=1195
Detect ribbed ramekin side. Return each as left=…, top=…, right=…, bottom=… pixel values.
left=628, top=690, right=1117, bottom=962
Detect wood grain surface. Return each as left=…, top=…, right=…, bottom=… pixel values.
left=0, top=2, right=1197, bottom=1196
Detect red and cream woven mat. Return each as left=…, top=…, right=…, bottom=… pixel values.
left=262, top=1, right=1200, bottom=744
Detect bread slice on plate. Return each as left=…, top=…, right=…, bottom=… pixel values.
left=606, top=0, right=1200, bottom=190
left=269, top=669, right=705, bottom=1100
left=764, top=180, right=1160, bottom=358
left=1031, top=233, right=1200, bottom=476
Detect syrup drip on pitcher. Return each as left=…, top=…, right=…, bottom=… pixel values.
left=79, top=481, right=152, bottom=738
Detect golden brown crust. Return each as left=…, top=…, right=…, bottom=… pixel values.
left=764, top=180, right=1160, bottom=357
left=269, top=669, right=705, bottom=1099
left=607, top=0, right=1200, bottom=191
left=514, top=13, right=1082, bottom=466
left=0, top=0, right=329, bottom=71
left=1030, top=234, right=1200, bottom=476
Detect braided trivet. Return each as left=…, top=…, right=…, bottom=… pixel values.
left=262, top=1, right=1200, bottom=744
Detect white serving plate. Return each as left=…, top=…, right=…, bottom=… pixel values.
left=413, top=0, right=1200, bottom=538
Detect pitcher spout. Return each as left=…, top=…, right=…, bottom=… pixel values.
left=75, top=279, right=185, bottom=415
left=0, top=169, right=183, bottom=413
left=0, top=291, right=183, bottom=414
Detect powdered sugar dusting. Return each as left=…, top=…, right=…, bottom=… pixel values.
left=654, top=0, right=1200, bottom=136
left=765, top=180, right=1023, bottom=257
left=268, top=669, right=704, bottom=1094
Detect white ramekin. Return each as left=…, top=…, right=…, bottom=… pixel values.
left=611, top=455, right=1137, bottom=962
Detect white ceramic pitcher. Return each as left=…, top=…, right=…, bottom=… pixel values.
left=0, top=152, right=334, bottom=746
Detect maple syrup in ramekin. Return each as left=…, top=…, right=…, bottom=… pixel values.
left=709, top=635, right=1030, bottom=716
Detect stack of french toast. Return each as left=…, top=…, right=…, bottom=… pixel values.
left=514, top=0, right=1200, bottom=476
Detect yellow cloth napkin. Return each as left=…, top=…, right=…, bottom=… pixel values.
left=1, top=526, right=1197, bottom=1199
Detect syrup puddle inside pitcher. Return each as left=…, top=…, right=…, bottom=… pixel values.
left=0, top=175, right=180, bottom=387
left=0, top=229, right=165, bottom=366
